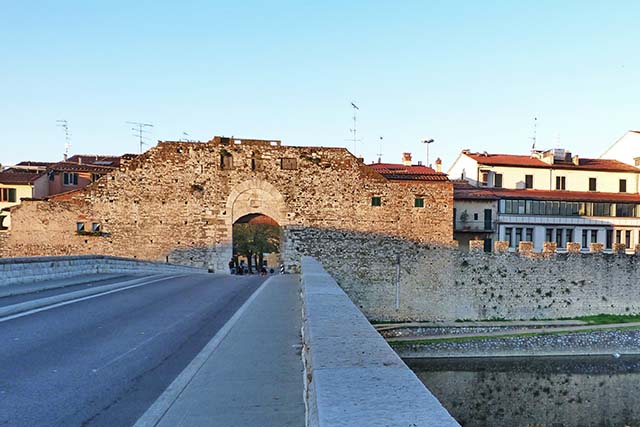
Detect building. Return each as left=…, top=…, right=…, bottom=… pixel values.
left=448, top=148, right=640, bottom=252
left=0, top=163, right=50, bottom=230
left=600, top=130, right=640, bottom=166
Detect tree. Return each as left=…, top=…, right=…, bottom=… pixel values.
left=232, top=223, right=280, bottom=273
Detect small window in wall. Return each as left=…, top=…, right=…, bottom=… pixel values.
left=589, top=178, right=597, bottom=192
left=251, top=158, right=264, bottom=171
left=555, top=176, right=566, bottom=190
left=220, top=154, right=233, bottom=170
left=414, top=198, right=424, bottom=208
left=371, top=196, right=382, bottom=207
left=91, top=223, right=101, bottom=232
left=505, top=228, right=513, bottom=247
left=473, top=213, right=478, bottom=221
left=606, top=229, right=613, bottom=249
left=546, top=228, right=553, bottom=242
left=91, top=173, right=102, bottom=183
left=526, top=227, right=533, bottom=242
left=616, top=230, right=622, bottom=245
left=525, top=175, right=533, bottom=189
left=76, top=222, right=85, bottom=233
left=481, top=171, right=489, bottom=186
left=0, top=188, right=17, bottom=203
left=620, top=179, right=627, bottom=193
left=494, top=174, right=503, bottom=188
left=582, top=230, right=588, bottom=248
left=626, top=230, right=632, bottom=248
left=63, top=172, right=79, bottom=186
left=281, top=158, right=298, bottom=170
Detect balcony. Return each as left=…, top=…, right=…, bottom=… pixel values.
left=454, top=220, right=496, bottom=233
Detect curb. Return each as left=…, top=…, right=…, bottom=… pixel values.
left=0, top=274, right=178, bottom=320
left=133, top=276, right=273, bottom=427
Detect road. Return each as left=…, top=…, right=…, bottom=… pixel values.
left=0, top=273, right=266, bottom=427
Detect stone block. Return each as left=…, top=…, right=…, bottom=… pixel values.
left=613, top=243, right=626, bottom=254
left=468, top=240, right=484, bottom=253
left=518, top=241, right=533, bottom=255
left=589, top=243, right=604, bottom=253
left=566, top=242, right=581, bottom=254
left=543, top=241, right=557, bottom=254
left=494, top=240, right=509, bottom=253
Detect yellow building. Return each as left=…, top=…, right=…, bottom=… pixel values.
left=0, top=167, right=48, bottom=231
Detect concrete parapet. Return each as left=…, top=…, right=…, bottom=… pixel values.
left=518, top=241, right=533, bottom=255
left=543, top=242, right=557, bottom=254
left=567, top=242, right=581, bottom=254
left=0, top=255, right=205, bottom=287
left=613, top=243, right=627, bottom=254
left=300, top=256, right=460, bottom=427
left=494, top=240, right=509, bottom=253
left=468, top=239, right=484, bottom=253
left=590, top=243, right=604, bottom=253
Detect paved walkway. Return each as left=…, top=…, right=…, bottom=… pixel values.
left=136, top=274, right=305, bottom=427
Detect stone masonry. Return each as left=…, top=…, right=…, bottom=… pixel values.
left=0, top=137, right=454, bottom=273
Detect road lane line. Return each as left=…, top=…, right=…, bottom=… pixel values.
left=0, top=275, right=183, bottom=323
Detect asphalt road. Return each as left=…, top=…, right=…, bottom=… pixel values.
left=0, top=273, right=266, bottom=427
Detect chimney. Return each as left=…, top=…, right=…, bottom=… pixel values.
left=402, top=152, right=412, bottom=166
left=63, top=153, right=68, bottom=161
left=435, top=158, right=442, bottom=173
left=572, top=155, right=579, bottom=166
left=78, top=157, right=82, bottom=165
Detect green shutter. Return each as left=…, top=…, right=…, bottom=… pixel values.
left=8, top=188, right=17, bottom=203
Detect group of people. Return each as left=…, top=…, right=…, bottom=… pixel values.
left=228, top=258, right=278, bottom=276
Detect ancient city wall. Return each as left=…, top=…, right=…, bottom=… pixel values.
left=288, top=227, right=640, bottom=321
left=0, top=138, right=454, bottom=273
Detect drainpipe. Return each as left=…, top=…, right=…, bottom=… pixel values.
left=395, top=255, right=401, bottom=310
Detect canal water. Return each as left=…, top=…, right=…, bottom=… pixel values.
left=406, top=356, right=640, bottom=427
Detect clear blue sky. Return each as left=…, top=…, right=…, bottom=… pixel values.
left=2, top=1, right=639, bottom=168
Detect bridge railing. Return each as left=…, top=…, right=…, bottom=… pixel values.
left=300, top=256, right=460, bottom=427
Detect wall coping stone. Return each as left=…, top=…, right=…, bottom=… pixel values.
left=301, top=256, right=460, bottom=427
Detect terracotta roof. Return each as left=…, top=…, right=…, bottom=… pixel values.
left=369, top=163, right=449, bottom=181
left=0, top=171, right=44, bottom=185
left=15, top=161, right=54, bottom=168
left=465, top=152, right=640, bottom=172
left=455, top=185, right=640, bottom=203
left=48, top=161, right=116, bottom=174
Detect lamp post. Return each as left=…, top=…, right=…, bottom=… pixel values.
left=421, top=138, right=435, bottom=167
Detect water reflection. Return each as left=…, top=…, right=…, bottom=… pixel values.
left=406, top=356, right=640, bottom=427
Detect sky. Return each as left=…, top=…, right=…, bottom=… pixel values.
left=1, top=1, right=639, bottom=169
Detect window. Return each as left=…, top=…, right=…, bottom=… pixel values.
left=63, top=172, right=78, bottom=186
left=481, top=171, right=489, bottom=186
left=414, top=198, right=424, bottom=208
left=589, top=178, right=597, bottom=191
left=251, top=158, right=264, bottom=171
left=371, top=196, right=381, bottom=207
left=473, top=213, right=479, bottom=221
left=0, top=188, right=17, bottom=203
left=616, top=230, right=622, bottom=245
left=626, top=230, right=632, bottom=248
left=555, top=176, right=566, bottom=190
left=91, top=173, right=102, bottom=183
left=91, top=223, right=101, bottom=232
left=220, top=154, right=233, bottom=170
left=556, top=228, right=563, bottom=247
left=546, top=228, right=553, bottom=243
left=606, top=230, right=613, bottom=249
left=620, top=179, right=627, bottom=193
left=494, top=174, right=503, bottom=188
left=525, top=175, right=533, bottom=189
left=591, top=230, right=598, bottom=244
left=281, top=158, right=298, bottom=170
left=76, top=222, right=85, bottom=233
left=515, top=228, right=523, bottom=245
left=616, top=203, right=635, bottom=217
left=505, top=228, right=513, bottom=247
left=525, top=228, right=533, bottom=242
left=582, top=230, right=588, bottom=248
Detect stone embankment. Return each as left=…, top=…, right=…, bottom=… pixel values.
left=382, top=322, right=640, bottom=358
left=0, top=255, right=205, bottom=287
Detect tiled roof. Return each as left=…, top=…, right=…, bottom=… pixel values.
left=455, top=185, right=640, bottom=203
left=369, top=163, right=449, bottom=181
left=66, top=154, right=122, bottom=167
left=465, top=152, right=640, bottom=172
left=0, top=171, right=44, bottom=185
left=15, top=161, right=54, bottom=168
left=48, top=162, right=116, bottom=173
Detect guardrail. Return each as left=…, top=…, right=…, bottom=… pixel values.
left=0, top=255, right=206, bottom=287
left=300, top=256, right=460, bottom=427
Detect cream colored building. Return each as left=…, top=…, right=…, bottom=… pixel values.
left=0, top=168, right=48, bottom=231
left=449, top=148, right=640, bottom=252
left=601, top=130, right=640, bottom=167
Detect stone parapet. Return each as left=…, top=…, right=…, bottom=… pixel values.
left=468, top=240, right=484, bottom=253
left=590, top=243, right=604, bottom=253
left=300, top=256, right=460, bottom=427
left=543, top=242, right=557, bottom=254
left=613, top=243, right=627, bottom=254
left=518, top=241, right=533, bottom=255
left=567, top=242, right=581, bottom=254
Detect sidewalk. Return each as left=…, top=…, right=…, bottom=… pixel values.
left=136, top=274, right=305, bottom=427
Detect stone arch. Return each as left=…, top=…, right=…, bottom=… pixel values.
left=216, top=179, right=289, bottom=272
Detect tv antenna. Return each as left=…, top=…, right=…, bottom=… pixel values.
left=126, top=121, right=154, bottom=153
left=530, top=116, right=538, bottom=150
left=346, top=102, right=361, bottom=156
left=56, top=119, right=71, bottom=159
left=181, top=131, right=191, bottom=142
left=377, top=136, right=383, bottom=163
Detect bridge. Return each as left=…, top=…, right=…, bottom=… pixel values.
left=0, top=255, right=459, bottom=426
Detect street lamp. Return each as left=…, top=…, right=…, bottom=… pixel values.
left=421, top=138, right=435, bottom=167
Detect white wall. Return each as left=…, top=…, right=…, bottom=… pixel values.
left=447, top=154, right=478, bottom=184
left=601, top=131, right=640, bottom=165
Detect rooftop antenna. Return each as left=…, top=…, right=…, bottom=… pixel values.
left=181, top=131, right=190, bottom=142
left=56, top=119, right=71, bottom=160
left=347, top=102, right=361, bottom=156
left=530, top=116, right=538, bottom=150
left=376, top=136, right=383, bottom=163
left=126, top=121, right=154, bottom=153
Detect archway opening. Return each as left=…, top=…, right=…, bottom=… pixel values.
left=231, top=213, right=281, bottom=274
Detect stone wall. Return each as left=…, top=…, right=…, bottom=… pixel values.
left=0, top=138, right=454, bottom=272
left=288, top=227, right=640, bottom=321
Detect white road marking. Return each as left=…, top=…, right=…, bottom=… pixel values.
left=0, top=275, right=183, bottom=323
